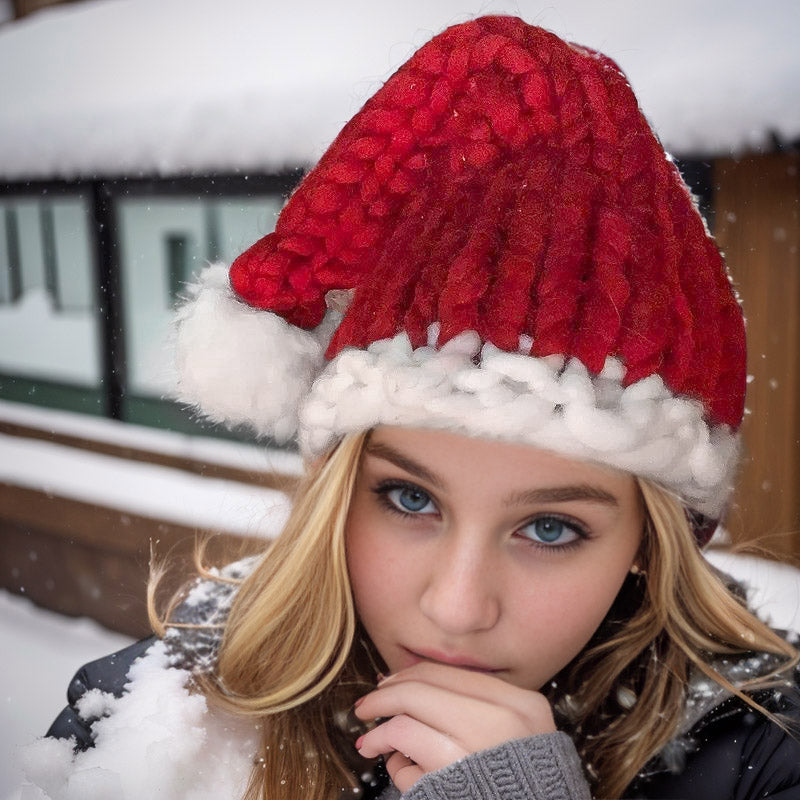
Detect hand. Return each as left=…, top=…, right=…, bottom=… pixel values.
left=353, top=661, right=556, bottom=793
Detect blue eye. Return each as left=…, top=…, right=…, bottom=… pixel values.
left=385, top=486, right=436, bottom=514
left=520, top=517, right=582, bottom=546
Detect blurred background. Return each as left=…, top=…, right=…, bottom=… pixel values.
left=0, top=0, right=798, bottom=794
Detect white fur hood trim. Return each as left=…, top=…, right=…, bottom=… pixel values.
left=19, top=641, right=259, bottom=800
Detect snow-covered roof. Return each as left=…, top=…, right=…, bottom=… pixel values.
left=1, top=0, right=798, bottom=180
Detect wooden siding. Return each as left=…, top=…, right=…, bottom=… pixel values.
left=714, top=153, right=800, bottom=556
left=0, top=430, right=290, bottom=637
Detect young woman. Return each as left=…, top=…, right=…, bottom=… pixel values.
left=33, top=15, right=799, bottom=800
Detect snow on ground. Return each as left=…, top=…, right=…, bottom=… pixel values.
left=705, top=549, right=800, bottom=633
left=0, top=591, right=133, bottom=800
left=0, top=0, right=798, bottom=181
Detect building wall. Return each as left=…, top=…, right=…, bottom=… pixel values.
left=1, top=155, right=798, bottom=641
left=715, top=152, right=800, bottom=557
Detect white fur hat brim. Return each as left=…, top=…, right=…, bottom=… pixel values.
left=174, top=267, right=737, bottom=520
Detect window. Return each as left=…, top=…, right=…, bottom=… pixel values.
left=0, top=193, right=103, bottom=410
left=116, top=193, right=283, bottom=427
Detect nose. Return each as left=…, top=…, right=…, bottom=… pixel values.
left=419, top=536, right=501, bottom=635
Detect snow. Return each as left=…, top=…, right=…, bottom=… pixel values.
left=3, top=615, right=259, bottom=800
left=705, top=549, right=800, bottom=633
left=1, top=0, right=798, bottom=181
left=0, top=590, right=132, bottom=800
left=0, top=290, right=99, bottom=385
left=0, top=399, right=303, bottom=476
left=1, top=550, right=799, bottom=798
left=0, top=430, right=292, bottom=538
left=0, top=399, right=301, bottom=539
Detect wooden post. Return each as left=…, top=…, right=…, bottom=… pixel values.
left=714, top=153, right=800, bottom=557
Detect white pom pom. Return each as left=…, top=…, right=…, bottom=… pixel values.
left=174, top=265, right=333, bottom=441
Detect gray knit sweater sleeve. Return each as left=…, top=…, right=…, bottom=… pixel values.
left=380, top=732, right=591, bottom=800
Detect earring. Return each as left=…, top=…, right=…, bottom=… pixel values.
left=616, top=685, right=638, bottom=710
left=630, top=564, right=645, bottom=576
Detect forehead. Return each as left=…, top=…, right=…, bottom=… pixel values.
left=365, top=426, right=639, bottom=500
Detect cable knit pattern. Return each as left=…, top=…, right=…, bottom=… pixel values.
left=228, top=16, right=745, bottom=430
left=391, top=733, right=590, bottom=800
left=174, top=16, right=746, bottom=542
left=299, top=327, right=738, bottom=519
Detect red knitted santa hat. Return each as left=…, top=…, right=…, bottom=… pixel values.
left=175, top=16, right=745, bottom=543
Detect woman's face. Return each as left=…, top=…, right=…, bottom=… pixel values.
left=345, top=427, right=644, bottom=691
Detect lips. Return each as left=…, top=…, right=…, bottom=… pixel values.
left=402, top=646, right=501, bottom=673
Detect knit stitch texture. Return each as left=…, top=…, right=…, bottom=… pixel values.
left=388, top=733, right=591, bottom=800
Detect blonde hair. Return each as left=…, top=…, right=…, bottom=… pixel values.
left=557, top=479, right=799, bottom=798
left=153, top=437, right=799, bottom=800
left=197, top=432, right=372, bottom=799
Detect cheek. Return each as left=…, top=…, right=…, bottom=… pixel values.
left=345, top=509, right=409, bottom=631
left=511, top=568, right=631, bottom=682
left=574, top=564, right=634, bottom=640
left=561, top=581, right=621, bottom=643
left=348, top=539, right=386, bottom=618
left=346, top=522, right=375, bottom=614
left=540, top=524, right=642, bottom=656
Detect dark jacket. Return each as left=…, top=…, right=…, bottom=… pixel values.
left=48, top=638, right=800, bottom=799
left=46, top=636, right=156, bottom=749
left=628, top=678, right=800, bottom=799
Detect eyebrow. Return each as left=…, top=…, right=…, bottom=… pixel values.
left=365, top=441, right=619, bottom=508
left=503, top=485, right=619, bottom=508
left=364, top=442, right=446, bottom=490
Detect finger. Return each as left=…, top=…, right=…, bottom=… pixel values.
left=376, top=661, right=555, bottom=729
left=378, top=660, right=539, bottom=710
left=385, top=751, right=425, bottom=794
left=357, top=683, right=547, bottom=760
left=357, top=712, right=465, bottom=771
left=356, top=678, right=553, bottom=743
left=358, top=680, right=508, bottom=736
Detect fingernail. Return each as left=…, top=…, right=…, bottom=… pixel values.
left=376, top=671, right=386, bottom=682
left=353, top=696, right=365, bottom=708
left=355, top=735, right=364, bottom=750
